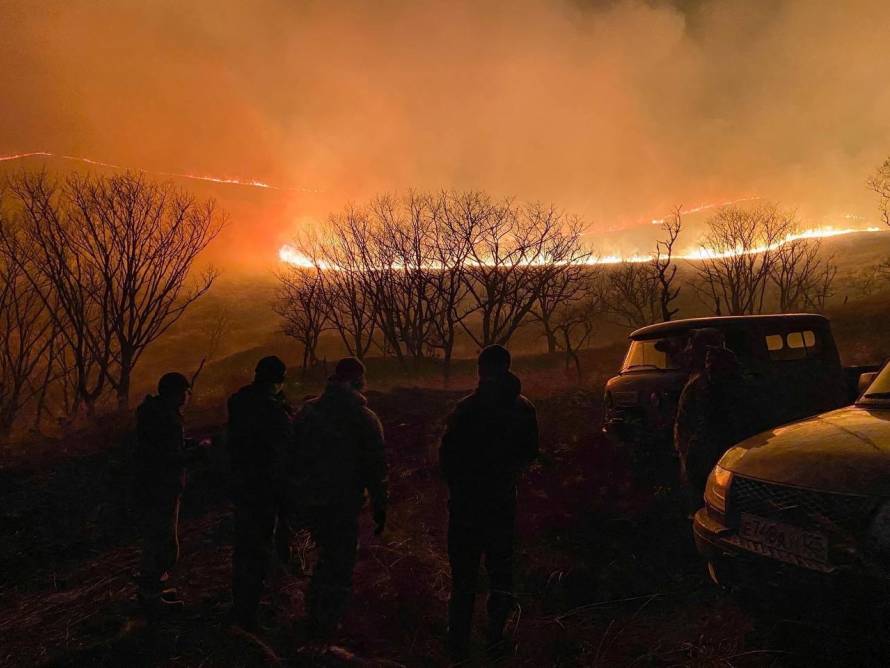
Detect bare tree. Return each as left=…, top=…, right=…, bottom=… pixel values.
left=188, top=304, right=233, bottom=393
left=600, top=261, right=659, bottom=328
left=530, top=215, right=591, bottom=353
left=652, top=207, right=682, bottom=321
left=367, top=192, right=441, bottom=366
left=0, top=236, right=56, bottom=438
left=275, top=266, right=328, bottom=372
left=2, top=171, right=224, bottom=412
left=868, top=157, right=890, bottom=228
left=427, top=191, right=475, bottom=383
left=551, top=279, right=604, bottom=378
left=849, top=261, right=890, bottom=299
left=693, top=204, right=794, bottom=315
left=281, top=189, right=590, bottom=377
left=460, top=199, right=582, bottom=347
left=0, top=173, right=112, bottom=417
left=316, top=209, right=378, bottom=360
left=770, top=237, right=837, bottom=312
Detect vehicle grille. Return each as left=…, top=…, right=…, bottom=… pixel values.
left=729, top=476, right=877, bottom=537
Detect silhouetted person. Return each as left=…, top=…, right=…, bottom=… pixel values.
left=440, top=345, right=539, bottom=661
left=227, top=356, right=293, bottom=631
left=135, top=372, right=199, bottom=617
left=288, top=357, right=388, bottom=641
left=676, top=343, right=748, bottom=505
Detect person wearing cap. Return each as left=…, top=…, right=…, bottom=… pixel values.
left=287, top=356, right=388, bottom=640
left=439, top=345, right=539, bottom=661
left=226, top=355, right=294, bottom=631
left=134, top=371, right=199, bottom=616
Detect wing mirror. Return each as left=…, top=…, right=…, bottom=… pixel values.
left=859, top=371, right=879, bottom=396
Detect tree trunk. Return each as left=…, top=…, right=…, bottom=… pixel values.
left=117, top=354, right=132, bottom=411
left=442, top=347, right=453, bottom=388
left=545, top=327, right=557, bottom=354
left=0, top=405, right=15, bottom=441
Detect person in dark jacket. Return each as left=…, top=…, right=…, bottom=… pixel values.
left=675, top=343, right=750, bottom=505
left=135, top=372, right=198, bottom=616
left=440, top=345, right=539, bottom=661
left=287, top=357, right=388, bottom=641
left=227, top=355, right=294, bottom=631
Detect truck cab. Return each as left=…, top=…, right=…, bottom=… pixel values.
left=602, top=314, right=848, bottom=452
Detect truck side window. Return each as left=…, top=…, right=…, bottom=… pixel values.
left=767, top=330, right=819, bottom=361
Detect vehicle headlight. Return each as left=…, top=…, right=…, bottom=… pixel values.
left=704, top=465, right=733, bottom=514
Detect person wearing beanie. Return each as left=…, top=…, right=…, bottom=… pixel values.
left=286, top=356, right=388, bottom=641
left=226, top=355, right=294, bottom=631
left=134, top=371, right=202, bottom=617
left=440, top=345, right=539, bottom=661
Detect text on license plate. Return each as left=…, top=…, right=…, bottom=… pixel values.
left=739, top=512, right=829, bottom=564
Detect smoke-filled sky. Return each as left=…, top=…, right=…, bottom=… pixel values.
left=1, top=0, right=889, bottom=267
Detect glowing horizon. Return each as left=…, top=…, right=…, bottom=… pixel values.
left=279, top=225, right=887, bottom=270
left=0, top=150, right=320, bottom=193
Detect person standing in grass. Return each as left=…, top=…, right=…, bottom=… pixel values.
left=440, top=345, right=539, bottom=661
left=134, top=372, right=202, bottom=617
left=287, top=357, right=388, bottom=642
left=227, top=355, right=294, bottom=631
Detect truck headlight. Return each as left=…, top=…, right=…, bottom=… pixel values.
left=704, top=465, right=733, bottom=514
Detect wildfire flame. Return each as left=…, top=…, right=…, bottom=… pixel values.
left=679, top=225, right=884, bottom=261
left=0, top=151, right=319, bottom=192
left=280, top=226, right=886, bottom=270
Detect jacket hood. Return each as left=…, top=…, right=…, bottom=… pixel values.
left=476, top=371, right=522, bottom=406
left=721, top=405, right=890, bottom=496
left=321, top=380, right=368, bottom=408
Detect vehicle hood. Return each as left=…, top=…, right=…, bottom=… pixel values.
left=721, top=405, right=890, bottom=496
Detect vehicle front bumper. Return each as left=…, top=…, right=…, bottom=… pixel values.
left=693, top=507, right=890, bottom=593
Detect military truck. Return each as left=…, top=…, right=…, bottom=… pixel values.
left=602, top=314, right=864, bottom=452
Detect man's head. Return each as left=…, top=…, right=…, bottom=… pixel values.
left=685, top=328, right=725, bottom=371
left=255, top=355, right=287, bottom=390
left=478, top=345, right=511, bottom=379
left=332, top=357, right=366, bottom=390
left=158, top=372, right=191, bottom=409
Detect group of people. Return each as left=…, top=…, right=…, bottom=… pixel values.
left=132, top=344, right=539, bottom=661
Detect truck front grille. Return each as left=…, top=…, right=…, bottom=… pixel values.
left=730, top=476, right=877, bottom=537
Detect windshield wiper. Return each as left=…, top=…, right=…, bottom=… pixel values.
left=864, top=392, right=890, bottom=399
left=624, top=364, right=661, bottom=370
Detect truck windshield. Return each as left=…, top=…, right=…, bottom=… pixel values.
left=622, top=339, right=684, bottom=372
left=860, top=365, right=890, bottom=403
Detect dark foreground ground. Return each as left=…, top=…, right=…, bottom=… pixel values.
left=2, top=375, right=890, bottom=667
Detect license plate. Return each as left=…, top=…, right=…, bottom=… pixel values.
left=739, top=512, right=829, bottom=564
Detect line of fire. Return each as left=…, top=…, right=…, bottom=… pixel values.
left=3, top=2, right=890, bottom=666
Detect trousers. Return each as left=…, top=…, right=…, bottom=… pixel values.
left=232, top=497, right=291, bottom=627
left=138, top=492, right=182, bottom=597
left=447, top=496, right=517, bottom=651
left=304, top=505, right=360, bottom=637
